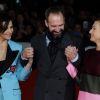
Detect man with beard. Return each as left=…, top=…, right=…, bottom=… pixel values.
left=31, top=6, right=81, bottom=100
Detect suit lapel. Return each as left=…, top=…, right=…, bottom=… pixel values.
left=41, top=34, right=64, bottom=66
left=40, top=34, right=51, bottom=65
left=0, top=44, right=19, bottom=76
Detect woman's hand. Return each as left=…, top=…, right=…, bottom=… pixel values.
left=65, top=45, right=78, bottom=62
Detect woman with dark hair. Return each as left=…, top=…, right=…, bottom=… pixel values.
left=65, top=17, right=100, bottom=100
left=0, top=13, right=33, bottom=100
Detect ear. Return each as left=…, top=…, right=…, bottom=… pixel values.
left=45, top=20, right=48, bottom=27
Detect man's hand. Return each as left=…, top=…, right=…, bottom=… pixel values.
left=21, top=47, right=34, bottom=71
left=22, top=47, right=34, bottom=60
left=65, top=45, right=78, bottom=62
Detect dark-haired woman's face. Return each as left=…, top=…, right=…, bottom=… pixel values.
left=89, top=21, right=100, bottom=43
left=0, top=20, right=13, bottom=40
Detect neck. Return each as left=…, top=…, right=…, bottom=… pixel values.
left=0, top=35, right=4, bottom=40
left=96, top=43, right=100, bottom=51
left=0, top=37, right=7, bottom=45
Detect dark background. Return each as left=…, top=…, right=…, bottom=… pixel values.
left=0, top=0, right=99, bottom=100
left=1, top=0, right=100, bottom=13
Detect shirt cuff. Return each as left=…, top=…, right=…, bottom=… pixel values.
left=21, top=54, right=28, bottom=60
left=66, top=63, right=78, bottom=78
left=20, top=54, right=28, bottom=67
left=71, top=53, right=79, bottom=62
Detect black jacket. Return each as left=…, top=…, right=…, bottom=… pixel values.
left=31, top=32, right=81, bottom=100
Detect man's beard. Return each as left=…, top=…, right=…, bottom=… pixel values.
left=49, top=29, right=64, bottom=39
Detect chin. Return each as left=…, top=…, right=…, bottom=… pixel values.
left=54, top=33, right=61, bottom=36
left=90, top=38, right=94, bottom=42
left=6, top=37, right=11, bottom=40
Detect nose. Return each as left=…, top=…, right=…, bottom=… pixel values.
left=89, top=29, right=92, bottom=34
left=55, top=27, right=61, bottom=33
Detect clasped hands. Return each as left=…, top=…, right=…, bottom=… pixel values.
left=21, top=47, right=34, bottom=70
left=65, top=45, right=78, bottom=62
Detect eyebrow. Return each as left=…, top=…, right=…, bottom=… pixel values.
left=51, top=24, right=64, bottom=27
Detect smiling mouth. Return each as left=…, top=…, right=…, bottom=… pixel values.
left=4, top=33, right=12, bottom=35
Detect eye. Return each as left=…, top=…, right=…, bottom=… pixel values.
left=93, top=27, right=96, bottom=30
left=10, top=26, right=13, bottom=28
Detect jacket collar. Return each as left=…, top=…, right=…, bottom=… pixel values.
left=0, top=40, right=19, bottom=76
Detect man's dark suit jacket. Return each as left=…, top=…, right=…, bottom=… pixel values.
left=31, top=32, right=81, bottom=100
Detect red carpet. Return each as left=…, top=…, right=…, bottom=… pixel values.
left=19, top=69, right=38, bottom=100
left=19, top=69, right=79, bottom=100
